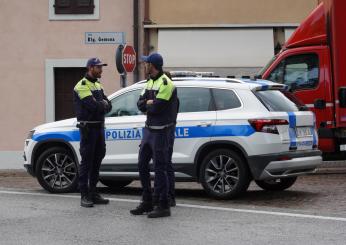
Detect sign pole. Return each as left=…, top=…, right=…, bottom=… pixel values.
left=120, top=72, right=127, bottom=88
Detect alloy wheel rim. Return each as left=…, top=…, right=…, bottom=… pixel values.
left=41, top=153, right=77, bottom=189
left=205, top=154, right=239, bottom=194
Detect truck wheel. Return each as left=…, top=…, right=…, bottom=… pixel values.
left=255, top=177, right=297, bottom=191
left=99, top=179, right=132, bottom=189
left=199, top=149, right=251, bottom=199
left=36, top=147, right=78, bottom=193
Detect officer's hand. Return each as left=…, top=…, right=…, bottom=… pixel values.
left=102, top=100, right=109, bottom=106
left=146, top=100, right=153, bottom=105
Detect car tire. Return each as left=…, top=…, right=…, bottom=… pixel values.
left=199, top=149, right=251, bottom=199
left=255, top=177, right=297, bottom=191
left=99, top=179, right=132, bottom=189
left=36, top=147, right=78, bottom=193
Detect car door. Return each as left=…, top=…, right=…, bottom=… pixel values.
left=265, top=49, right=332, bottom=132
left=103, top=88, right=145, bottom=167
left=173, top=86, right=217, bottom=165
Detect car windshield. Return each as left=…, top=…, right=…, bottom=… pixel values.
left=254, top=90, right=302, bottom=112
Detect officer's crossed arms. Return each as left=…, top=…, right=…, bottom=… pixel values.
left=138, top=76, right=175, bottom=115
left=75, top=80, right=111, bottom=115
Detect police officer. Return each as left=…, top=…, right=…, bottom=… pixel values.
left=130, top=53, right=179, bottom=218
left=73, top=58, right=112, bottom=208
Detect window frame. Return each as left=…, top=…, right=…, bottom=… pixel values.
left=49, top=0, right=99, bottom=21
left=176, top=86, right=215, bottom=113
left=54, top=0, right=95, bottom=15
left=106, top=88, right=143, bottom=118
left=210, top=88, right=242, bottom=111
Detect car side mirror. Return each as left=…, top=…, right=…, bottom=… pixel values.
left=339, top=87, right=346, bottom=108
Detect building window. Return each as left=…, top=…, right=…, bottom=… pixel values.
left=54, top=0, right=94, bottom=15
left=49, top=0, right=99, bottom=20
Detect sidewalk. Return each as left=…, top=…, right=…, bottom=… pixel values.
left=316, top=160, right=346, bottom=174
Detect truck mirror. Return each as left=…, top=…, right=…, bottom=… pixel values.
left=289, top=82, right=297, bottom=92
left=339, top=87, right=346, bottom=108
left=314, top=99, right=326, bottom=109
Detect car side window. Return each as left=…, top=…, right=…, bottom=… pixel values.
left=212, top=89, right=241, bottom=110
left=267, top=53, right=319, bottom=90
left=177, top=87, right=213, bottom=113
left=106, top=89, right=143, bottom=117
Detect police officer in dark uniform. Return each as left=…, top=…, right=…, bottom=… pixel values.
left=130, top=53, right=179, bottom=218
left=73, top=58, right=112, bottom=208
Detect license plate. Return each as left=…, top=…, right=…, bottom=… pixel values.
left=295, top=127, right=312, bottom=138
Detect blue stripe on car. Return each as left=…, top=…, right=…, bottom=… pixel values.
left=32, top=130, right=80, bottom=142
left=287, top=112, right=297, bottom=148
left=311, top=114, right=317, bottom=146
left=32, top=125, right=256, bottom=142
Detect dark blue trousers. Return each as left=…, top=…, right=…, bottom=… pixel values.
left=154, top=126, right=175, bottom=200
left=79, top=127, right=106, bottom=195
left=138, top=127, right=172, bottom=207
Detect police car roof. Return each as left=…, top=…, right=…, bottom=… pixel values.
left=138, top=77, right=286, bottom=91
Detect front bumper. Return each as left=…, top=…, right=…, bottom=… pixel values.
left=248, top=149, right=322, bottom=180
left=24, top=164, right=35, bottom=177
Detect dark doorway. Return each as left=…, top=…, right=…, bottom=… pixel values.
left=54, top=67, right=87, bottom=121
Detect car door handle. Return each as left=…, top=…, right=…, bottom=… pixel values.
left=133, top=124, right=144, bottom=129
left=197, top=122, right=212, bottom=127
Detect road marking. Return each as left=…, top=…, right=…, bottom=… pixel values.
left=1, top=189, right=346, bottom=222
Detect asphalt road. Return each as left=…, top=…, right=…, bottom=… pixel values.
left=0, top=190, right=345, bottom=245
left=1, top=172, right=346, bottom=244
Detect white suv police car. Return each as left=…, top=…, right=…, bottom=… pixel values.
left=23, top=77, right=322, bottom=199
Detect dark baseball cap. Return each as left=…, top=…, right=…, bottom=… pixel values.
left=140, top=53, right=163, bottom=68
left=86, top=58, right=108, bottom=67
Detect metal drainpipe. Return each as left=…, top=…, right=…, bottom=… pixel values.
left=133, top=0, right=139, bottom=83
left=143, top=0, right=150, bottom=55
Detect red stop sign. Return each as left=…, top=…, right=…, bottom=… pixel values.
left=122, top=45, right=136, bottom=73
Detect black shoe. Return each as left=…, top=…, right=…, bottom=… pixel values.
left=147, top=206, right=171, bottom=218
left=81, top=195, right=93, bottom=208
left=92, top=193, right=109, bottom=205
left=130, top=202, right=153, bottom=215
left=170, top=198, right=176, bottom=207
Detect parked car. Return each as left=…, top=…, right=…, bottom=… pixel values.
left=23, top=77, right=322, bottom=199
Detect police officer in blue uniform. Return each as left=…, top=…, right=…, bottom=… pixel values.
left=130, top=53, right=179, bottom=218
left=73, top=58, right=112, bottom=208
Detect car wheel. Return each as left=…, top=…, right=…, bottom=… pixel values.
left=255, top=177, right=297, bottom=191
left=99, top=179, right=132, bottom=189
left=200, top=149, right=251, bottom=199
left=36, top=147, right=78, bottom=193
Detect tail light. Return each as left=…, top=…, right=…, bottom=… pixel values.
left=248, top=119, right=288, bottom=134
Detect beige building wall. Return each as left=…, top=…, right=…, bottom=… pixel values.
left=0, top=0, right=136, bottom=153
left=149, top=0, right=319, bottom=25
left=145, top=0, right=320, bottom=77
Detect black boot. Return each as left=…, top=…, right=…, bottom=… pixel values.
left=91, top=192, right=109, bottom=205
left=130, top=202, right=153, bottom=215
left=81, top=194, right=93, bottom=208
left=147, top=206, right=171, bottom=218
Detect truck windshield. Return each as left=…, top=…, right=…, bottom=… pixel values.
left=258, top=55, right=277, bottom=76
left=254, top=90, right=304, bottom=112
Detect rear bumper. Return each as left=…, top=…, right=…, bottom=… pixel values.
left=248, top=150, right=322, bottom=180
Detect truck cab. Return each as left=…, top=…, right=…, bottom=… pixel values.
left=261, top=0, right=346, bottom=157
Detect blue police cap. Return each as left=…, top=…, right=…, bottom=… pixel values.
left=140, top=53, right=163, bottom=68
left=86, top=58, right=108, bottom=67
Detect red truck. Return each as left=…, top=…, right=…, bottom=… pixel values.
left=260, top=0, right=346, bottom=158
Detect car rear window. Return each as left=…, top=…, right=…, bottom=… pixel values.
left=254, top=90, right=301, bottom=112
